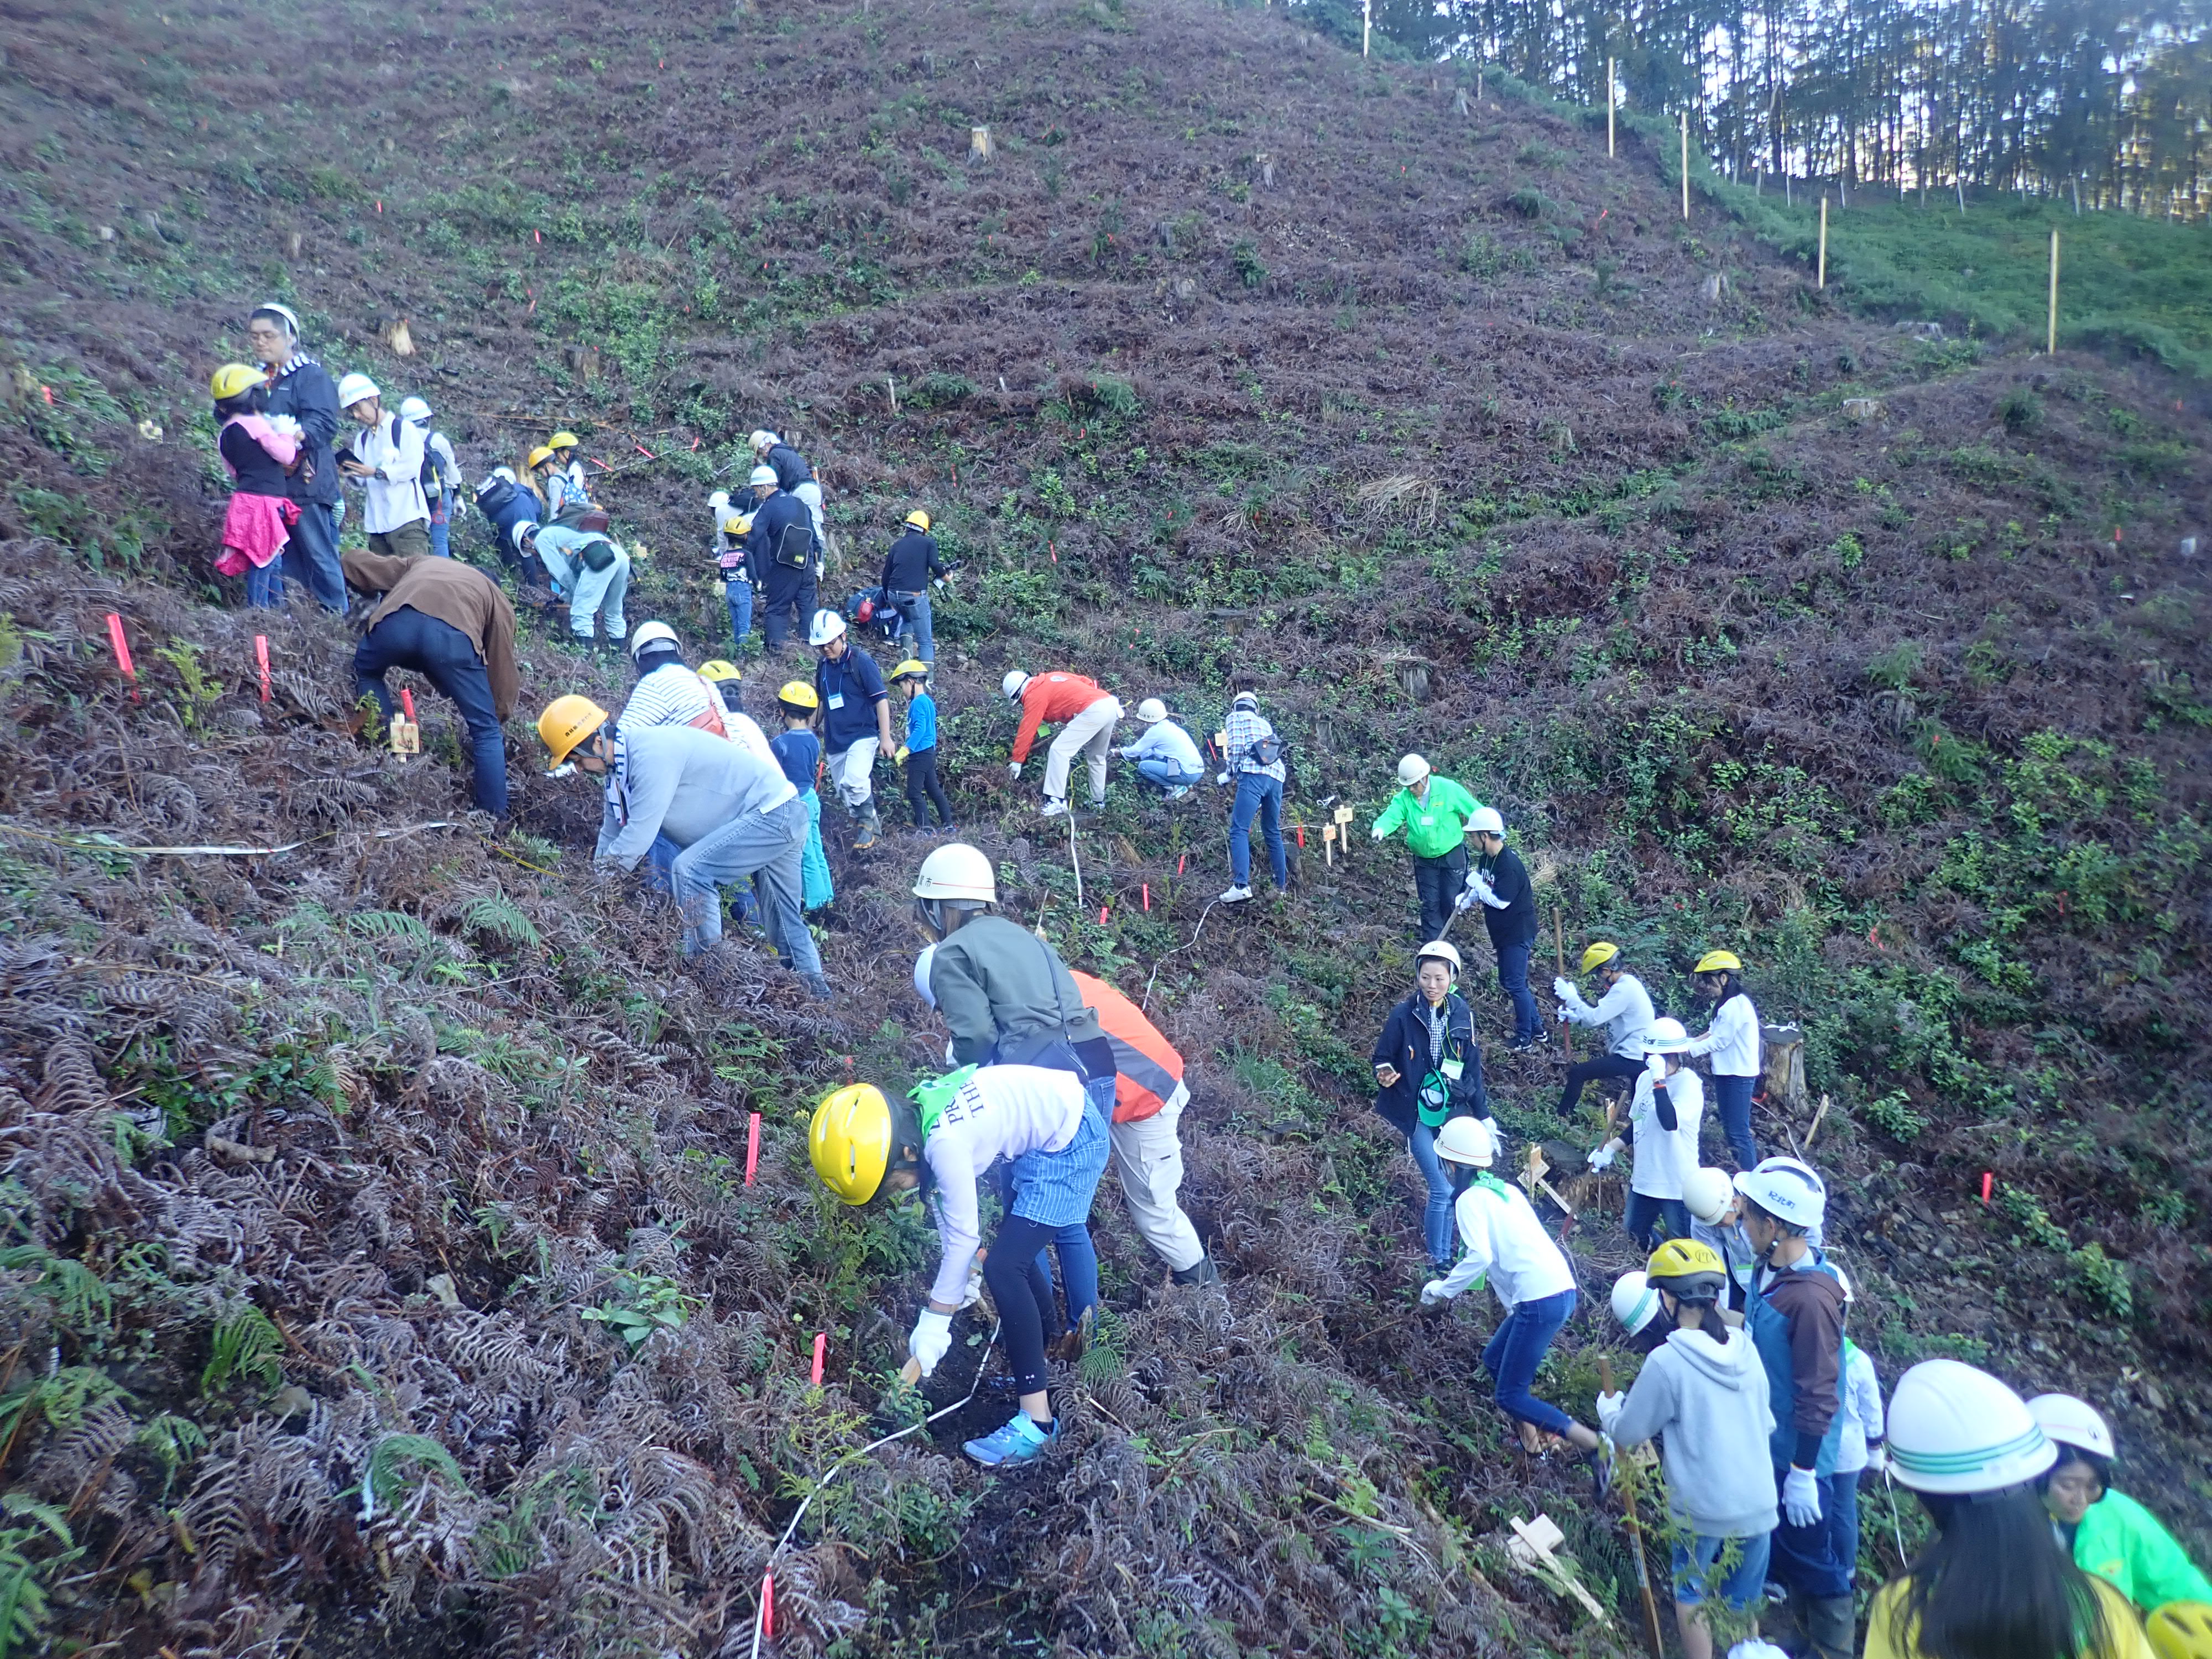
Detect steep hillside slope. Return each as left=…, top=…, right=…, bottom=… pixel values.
left=1, top=1, right=2209, bottom=1656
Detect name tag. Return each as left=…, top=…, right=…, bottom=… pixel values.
left=1442, top=1058, right=1464, bottom=1081
left=826, top=693, right=845, bottom=710
left=1420, top=815, right=1435, bottom=826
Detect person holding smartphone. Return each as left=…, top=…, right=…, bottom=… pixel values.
left=1369, top=940, right=1494, bottom=1270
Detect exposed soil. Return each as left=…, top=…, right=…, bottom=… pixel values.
left=1, top=0, right=2208, bottom=1656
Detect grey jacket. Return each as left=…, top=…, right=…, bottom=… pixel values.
left=926, top=914, right=1103, bottom=1067
left=595, top=726, right=795, bottom=867
left=1609, top=1325, right=1780, bottom=1539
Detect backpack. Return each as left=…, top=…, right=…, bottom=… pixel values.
left=774, top=518, right=814, bottom=570
left=1246, top=728, right=1286, bottom=769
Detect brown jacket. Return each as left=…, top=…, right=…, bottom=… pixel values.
left=1762, top=1262, right=1848, bottom=1457
left=342, top=552, right=520, bottom=721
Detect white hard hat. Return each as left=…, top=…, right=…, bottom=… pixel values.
left=336, top=372, right=380, bottom=409
left=1681, top=1167, right=1735, bottom=1225
left=912, top=943, right=938, bottom=1008
left=1001, top=670, right=1029, bottom=702
left=1415, top=939, right=1462, bottom=975
left=913, top=843, right=997, bottom=904
left=251, top=300, right=301, bottom=338
left=750, top=429, right=779, bottom=451
left=708, top=489, right=731, bottom=509
left=1432, top=1115, right=1495, bottom=1167
left=1397, top=753, right=1431, bottom=786
left=1134, top=698, right=1168, bottom=725
left=510, top=519, right=538, bottom=550
left=1887, top=1359, right=2058, bottom=1495
left=629, top=620, right=680, bottom=659
left=1470, top=806, right=1506, bottom=837
left=491, top=466, right=517, bottom=484
left=749, top=465, right=779, bottom=489
left=1734, top=1156, right=1827, bottom=1232
left=1611, top=1270, right=1661, bottom=1337
left=2027, top=1394, right=2116, bottom=1461
left=807, top=609, right=846, bottom=646
left=1643, top=1016, right=1693, bottom=1054
left=399, top=395, right=431, bottom=422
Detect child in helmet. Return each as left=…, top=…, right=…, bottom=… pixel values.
left=709, top=489, right=755, bottom=653
left=1598, top=1239, right=1780, bottom=1659
left=1589, top=1017, right=1705, bottom=1249
left=1609, top=1270, right=1672, bottom=1355
left=769, top=681, right=833, bottom=912
left=810, top=1063, right=1109, bottom=1468
left=1684, top=948, right=1762, bottom=1170
left=1421, top=1115, right=1613, bottom=1496
left=2031, top=1394, right=2212, bottom=1618
left=1871, top=1360, right=2154, bottom=1659
left=208, top=362, right=299, bottom=609
left=1683, top=1166, right=1756, bottom=1314
left=893, top=660, right=954, bottom=831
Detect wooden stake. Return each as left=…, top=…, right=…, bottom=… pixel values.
left=1333, top=804, right=1355, bottom=866
left=1680, top=113, right=1690, bottom=221
left=886, top=374, right=898, bottom=414
left=1818, top=196, right=1828, bottom=288
left=2047, top=228, right=2060, bottom=355
left=1599, top=1358, right=1670, bottom=1658
left=1361, top=0, right=1370, bottom=56
left=1607, top=59, right=1615, bottom=158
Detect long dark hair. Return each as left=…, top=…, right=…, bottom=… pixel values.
left=1709, top=968, right=1746, bottom=1008
left=1895, top=1487, right=2110, bottom=1659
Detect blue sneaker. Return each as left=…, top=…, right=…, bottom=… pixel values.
left=963, top=1412, right=1057, bottom=1468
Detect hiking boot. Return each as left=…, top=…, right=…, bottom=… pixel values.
left=1218, top=884, right=1252, bottom=904
left=801, top=973, right=833, bottom=1002
left=1039, top=799, right=1068, bottom=820
left=963, top=1412, right=1057, bottom=1468
left=1171, top=1256, right=1221, bottom=1286
left=1806, top=1595, right=1856, bottom=1659
left=1506, top=1035, right=1546, bottom=1054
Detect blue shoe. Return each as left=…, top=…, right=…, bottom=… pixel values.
left=963, top=1412, right=1056, bottom=1468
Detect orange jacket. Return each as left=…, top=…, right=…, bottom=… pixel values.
left=1072, top=971, right=1183, bottom=1124
left=1010, top=672, right=1108, bottom=764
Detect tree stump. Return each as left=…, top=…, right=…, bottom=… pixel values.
left=1760, top=1024, right=1806, bottom=1113
left=970, top=125, right=994, bottom=158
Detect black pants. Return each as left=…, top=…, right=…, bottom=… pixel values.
left=904, top=747, right=953, bottom=828
left=353, top=607, right=508, bottom=816
left=983, top=1213, right=1063, bottom=1395
left=1556, top=1052, right=1646, bottom=1118
left=1413, top=847, right=1468, bottom=943
left=760, top=568, right=818, bottom=648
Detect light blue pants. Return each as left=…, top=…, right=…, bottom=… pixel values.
left=538, top=543, right=631, bottom=641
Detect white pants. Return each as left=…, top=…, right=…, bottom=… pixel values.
left=1044, top=696, right=1121, bottom=805
left=831, top=734, right=878, bottom=812
left=539, top=544, right=631, bottom=640
left=1108, top=1083, right=1204, bottom=1272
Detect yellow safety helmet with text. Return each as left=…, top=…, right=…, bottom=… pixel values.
left=777, top=680, right=821, bottom=712
left=536, top=694, right=609, bottom=768
left=527, top=444, right=557, bottom=471
left=698, top=660, right=741, bottom=684
left=1579, top=941, right=1621, bottom=975
left=549, top=429, right=581, bottom=450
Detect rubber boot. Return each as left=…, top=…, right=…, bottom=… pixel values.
left=1806, top=1596, right=1855, bottom=1659
left=853, top=807, right=880, bottom=851
left=1171, top=1256, right=1220, bottom=1286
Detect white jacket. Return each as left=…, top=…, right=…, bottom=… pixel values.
left=1833, top=1342, right=1885, bottom=1474
left=1687, top=990, right=1761, bottom=1077
left=1434, top=1176, right=1577, bottom=1309
left=351, top=412, right=428, bottom=534
left=1119, top=720, right=1202, bottom=771
left=1559, top=972, right=1655, bottom=1058
left=922, top=1065, right=1088, bottom=1306
left=1626, top=1066, right=1703, bottom=1201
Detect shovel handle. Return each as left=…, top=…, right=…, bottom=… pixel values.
left=899, top=1357, right=922, bottom=1387
left=1599, top=1355, right=1616, bottom=1395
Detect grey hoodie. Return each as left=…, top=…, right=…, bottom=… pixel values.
left=1608, top=1324, right=1780, bottom=1539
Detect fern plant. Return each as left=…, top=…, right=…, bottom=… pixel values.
left=0, top=1494, right=75, bottom=1659
left=0, top=1244, right=114, bottom=1339
left=134, top=1413, right=210, bottom=1498
left=463, top=893, right=541, bottom=949
left=344, top=909, right=434, bottom=942
left=201, top=1307, right=283, bottom=1396
left=361, top=1433, right=468, bottom=1522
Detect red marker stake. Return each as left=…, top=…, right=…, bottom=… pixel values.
left=1141, top=883, right=1150, bottom=911
left=534, top=228, right=542, bottom=244
left=760, top=1573, right=775, bottom=1640
left=1177, top=854, right=1187, bottom=876
left=1099, top=905, right=1109, bottom=924
left=744, top=1113, right=761, bottom=1185
left=810, top=1332, right=826, bottom=1385
left=1296, top=826, right=1305, bottom=848
left=1980, top=1172, right=1994, bottom=1206
left=105, top=613, right=138, bottom=700
left=255, top=635, right=272, bottom=702
left=400, top=688, right=416, bottom=723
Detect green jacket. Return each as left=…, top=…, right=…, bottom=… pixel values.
left=1372, top=776, right=1481, bottom=859
left=2073, top=1489, right=2212, bottom=1613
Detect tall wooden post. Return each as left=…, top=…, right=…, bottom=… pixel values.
left=2047, top=229, right=2060, bottom=354
left=1818, top=197, right=1828, bottom=288
left=1680, top=112, right=1691, bottom=221
left=1607, top=58, right=1616, bottom=158
left=1361, top=0, right=1370, bottom=56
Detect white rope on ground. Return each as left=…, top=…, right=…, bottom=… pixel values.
left=0, top=820, right=464, bottom=858
left=1140, top=896, right=1222, bottom=1013
left=748, top=1321, right=1001, bottom=1659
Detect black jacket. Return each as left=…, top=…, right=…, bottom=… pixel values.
left=880, top=529, right=947, bottom=593
left=1476, top=846, right=1538, bottom=949
left=1370, top=992, right=1490, bottom=1136
left=745, top=489, right=817, bottom=581
left=259, top=355, right=342, bottom=505
left=764, top=442, right=814, bottom=492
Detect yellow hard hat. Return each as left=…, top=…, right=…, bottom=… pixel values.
left=735, top=513, right=755, bottom=535
left=536, top=694, right=609, bottom=768
left=527, top=445, right=557, bottom=471
left=777, top=680, right=820, bottom=711
left=1645, top=1238, right=1728, bottom=1301
left=1579, top=941, right=1621, bottom=974
left=549, top=430, right=581, bottom=450
left=698, top=660, right=741, bottom=683
left=904, top=509, right=932, bottom=532
left=2150, top=1603, right=2212, bottom=1659
left=891, top=659, right=929, bottom=681
left=1693, top=950, right=1743, bottom=975
left=810, top=1083, right=892, bottom=1205
left=210, top=362, right=263, bottom=401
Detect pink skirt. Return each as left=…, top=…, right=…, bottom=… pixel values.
left=216, top=492, right=296, bottom=576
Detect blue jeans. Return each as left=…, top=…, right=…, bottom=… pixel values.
left=1229, top=772, right=1286, bottom=889
left=1625, top=1190, right=1693, bottom=1250
left=1712, top=1073, right=1758, bottom=1170
left=1481, top=1286, right=1577, bottom=1437
left=288, top=493, right=347, bottom=613
left=645, top=834, right=757, bottom=927
left=353, top=606, right=506, bottom=815
left=1495, top=937, right=1539, bottom=1042
left=1136, top=756, right=1203, bottom=791
left=666, top=796, right=818, bottom=969
left=427, top=498, right=451, bottom=557
left=724, top=577, right=754, bottom=653
left=885, top=587, right=934, bottom=662
left=244, top=553, right=285, bottom=609
left=1768, top=1469, right=1855, bottom=1599
left=1671, top=1528, right=1772, bottom=1610
left=1408, top=1120, right=1457, bottom=1266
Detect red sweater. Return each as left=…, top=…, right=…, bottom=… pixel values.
left=1010, top=672, right=1108, bottom=763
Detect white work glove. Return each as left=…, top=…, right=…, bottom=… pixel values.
left=1552, top=975, right=1575, bottom=1001
left=1864, top=1444, right=1887, bottom=1474
left=1645, top=1052, right=1669, bottom=1084
left=1215, top=771, right=1229, bottom=786
left=943, top=1040, right=958, bottom=1067
left=1588, top=1140, right=1621, bottom=1172
left=909, top=1309, right=953, bottom=1379
left=1420, top=1280, right=1451, bottom=1307
left=1595, top=1389, right=1625, bottom=1433
left=960, top=1262, right=985, bottom=1310
left=1007, top=761, right=1022, bottom=780
left=1782, top=1466, right=1823, bottom=1528
left=1727, top=1644, right=1793, bottom=1659
left=1370, top=823, right=1386, bottom=841
left=1453, top=885, right=1477, bottom=912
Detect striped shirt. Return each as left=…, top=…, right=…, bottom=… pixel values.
left=617, top=666, right=778, bottom=769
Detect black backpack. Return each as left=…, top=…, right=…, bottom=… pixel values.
left=775, top=519, right=815, bottom=570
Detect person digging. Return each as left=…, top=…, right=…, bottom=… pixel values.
left=811, top=1063, right=1109, bottom=1468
